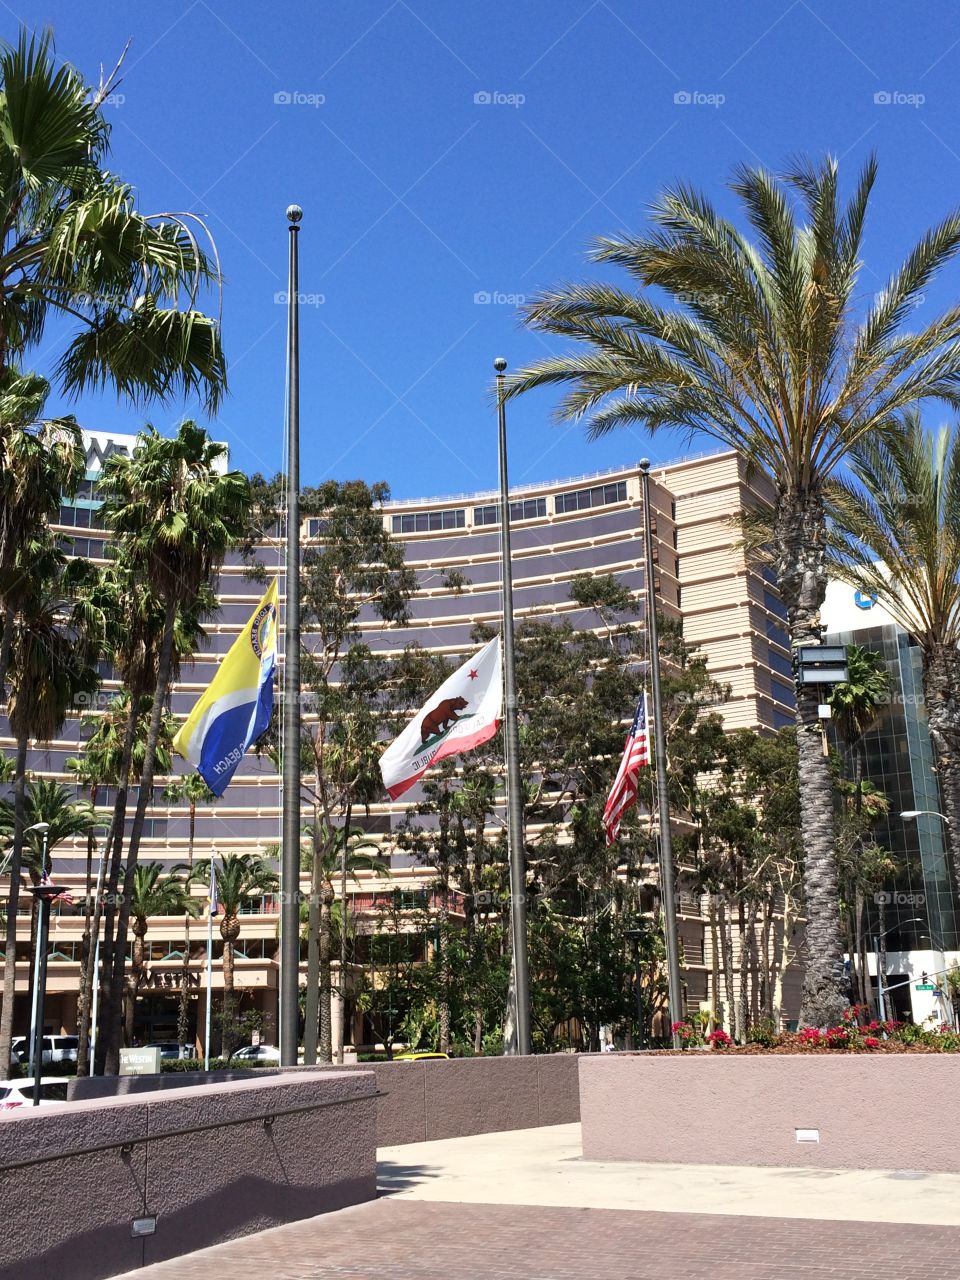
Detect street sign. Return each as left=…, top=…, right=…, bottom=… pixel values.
left=915, top=983, right=937, bottom=992
left=119, top=1047, right=161, bottom=1076
left=794, top=645, right=849, bottom=685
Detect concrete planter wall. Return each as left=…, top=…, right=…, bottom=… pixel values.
left=0, top=1069, right=376, bottom=1280
left=579, top=1054, right=960, bottom=1171
left=70, top=1054, right=582, bottom=1147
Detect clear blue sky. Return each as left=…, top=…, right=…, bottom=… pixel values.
left=18, top=1, right=960, bottom=498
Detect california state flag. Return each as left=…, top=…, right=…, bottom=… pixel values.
left=380, top=637, right=502, bottom=799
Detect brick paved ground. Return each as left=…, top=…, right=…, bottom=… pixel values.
left=129, top=1198, right=960, bottom=1280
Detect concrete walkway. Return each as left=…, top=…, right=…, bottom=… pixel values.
left=379, top=1122, right=960, bottom=1225
left=120, top=1124, right=960, bottom=1279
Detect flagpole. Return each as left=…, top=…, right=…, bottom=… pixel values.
left=204, top=894, right=213, bottom=1072
left=494, top=358, right=531, bottom=1056
left=639, top=459, right=684, bottom=1046
left=280, top=204, right=303, bottom=1067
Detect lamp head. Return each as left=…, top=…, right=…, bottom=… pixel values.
left=25, top=822, right=50, bottom=835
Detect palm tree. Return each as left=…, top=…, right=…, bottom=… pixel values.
left=828, top=645, right=890, bottom=805
left=0, top=29, right=226, bottom=410
left=0, top=554, right=99, bottom=1072
left=66, top=691, right=174, bottom=1075
left=828, top=413, right=960, bottom=900
left=0, top=369, right=85, bottom=694
left=506, top=156, right=960, bottom=1025
left=124, top=863, right=197, bottom=1045
left=163, top=772, right=213, bottom=1050
left=188, top=855, right=278, bottom=1058
left=301, top=825, right=387, bottom=1063
left=95, top=422, right=248, bottom=1071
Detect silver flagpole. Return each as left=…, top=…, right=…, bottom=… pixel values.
left=280, top=205, right=303, bottom=1066
left=204, top=892, right=213, bottom=1071
left=495, top=358, right=531, bottom=1056
left=639, top=459, right=684, bottom=1045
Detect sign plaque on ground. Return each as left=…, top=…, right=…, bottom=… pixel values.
left=119, top=1047, right=161, bottom=1076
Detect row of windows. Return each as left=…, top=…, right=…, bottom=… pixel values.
left=473, top=498, right=548, bottom=525
left=392, top=508, right=466, bottom=534
left=555, top=480, right=628, bottom=513
left=58, top=504, right=105, bottom=529
left=57, top=535, right=109, bottom=559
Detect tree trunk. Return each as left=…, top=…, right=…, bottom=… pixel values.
left=125, top=930, right=145, bottom=1045
left=94, top=692, right=142, bottom=1073
left=437, top=799, right=451, bottom=1055
left=708, top=892, right=720, bottom=1033
left=303, top=803, right=321, bottom=1065
left=221, top=932, right=236, bottom=1058
left=104, top=605, right=177, bottom=1073
left=75, top=782, right=99, bottom=1077
left=177, top=802, right=197, bottom=1052
left=0, top=604, right=13, bottom=703
left=922, top=643, right=960, bottom=902
left=717, top=894, right=735, bottom=1034
left=0, top=732, right=29, bottom=1073
left=319, top=884, right=333, bottom=1063
left=774, top=488, right=847, bottom=1027
left=336, top=802, right=352, bottom=1065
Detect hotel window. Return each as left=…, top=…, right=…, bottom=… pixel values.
left=307, top=518, right=328, bottom=537
left=473, top=497, right=547, bottom=525
left=391, top=508, right=466, bottom=534
left=554, top=480, right=627, bottom=514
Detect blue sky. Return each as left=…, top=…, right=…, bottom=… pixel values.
left=17, top=1, right=960, bottom=498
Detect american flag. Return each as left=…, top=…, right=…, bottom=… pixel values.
left=602, top=694, right=651, bottom=846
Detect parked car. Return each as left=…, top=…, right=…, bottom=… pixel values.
left=9, top=1035, right=77, bottom=1066
left=0, top=1078, right=69, bottom=1111
left=394, top=1051, right=450, bottom=1061
left=230, top=1044, right=282, bottom=1064
left=143, top=1042, right=189, bottom=1061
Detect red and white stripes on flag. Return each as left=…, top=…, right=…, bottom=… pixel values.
left=602, top=693, right=651, bottom=845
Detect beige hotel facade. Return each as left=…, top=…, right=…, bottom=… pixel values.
left=0, top=436, right=802, bottom=1051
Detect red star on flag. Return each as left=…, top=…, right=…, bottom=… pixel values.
left=467, top=669, right=479, bottom=680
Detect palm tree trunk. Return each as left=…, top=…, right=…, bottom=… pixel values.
left=923, top=644, right=960, bottom=901
left=177, top=802, right=196, bottom=1051
left=717, top=894, right=735, bottom=1034
left=94, top=694, right=141, bottom=1073
left=319, top=884, right=333, bottom=1062
left=0, top=604, right=13, bottom=703
left=75, top=790, right=98, bottom=1078
left=125, top=933, right=144, bottom=1045
left=303, top=805, right=321, bottom=1065
left=104, top=604, right=177, bottom=1073
left=775, top=489, right=847, bottom=1028
left=221, top=933, right=236, bottom=1058
left=0, top=732, right=29, bottom=1072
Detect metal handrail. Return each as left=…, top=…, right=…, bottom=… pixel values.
left=0, top=1085, right=381, bottom=1174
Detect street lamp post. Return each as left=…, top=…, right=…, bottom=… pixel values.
left=624, top=927, right=646, bottom=1049
left=28, top=878, right=64, bottom=1106
left=24, top=822, right=50, bottom=1078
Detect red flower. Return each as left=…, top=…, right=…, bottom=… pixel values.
left=863, top=1037, right=880, bottom=1049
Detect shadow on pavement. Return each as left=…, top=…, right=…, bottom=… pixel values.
left=376, top=1161, right=441, bottom=1196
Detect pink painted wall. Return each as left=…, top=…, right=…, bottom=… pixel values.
left=579, top=1054, right=960, bottom=1170
left=0, top=1069, right=376, bottom=1280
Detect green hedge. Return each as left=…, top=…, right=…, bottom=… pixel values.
left=160, top=1056, right=265, bottom=1073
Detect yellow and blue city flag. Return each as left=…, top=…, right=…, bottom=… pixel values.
left=173, top=580, right=279, bottom=796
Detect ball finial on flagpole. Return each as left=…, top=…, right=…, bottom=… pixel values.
left=494, top=356, right=507, bottom=373
left=286, top=204, right=303, bottom=224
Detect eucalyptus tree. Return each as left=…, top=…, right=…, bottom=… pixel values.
left=507, top=157, right=960, bottom=1025
left=0, top=552, right=99, bottom=1072
left=828, top=414, right=960, bottom=901
left=292, top=479, right=414, bottom=1063
left=0, top=29, right=226, bottom=409
left=95, top=422, right=248, bottom=1071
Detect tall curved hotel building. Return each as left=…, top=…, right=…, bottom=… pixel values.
left=2, top=434, right=797, bottom=1042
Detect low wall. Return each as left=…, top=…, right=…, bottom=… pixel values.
left=579, top=1054, right=960, bottom=1171
left=0, top=1069, right=376, bottom=1280
left=71, top=1054, right=581, bottom=1146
